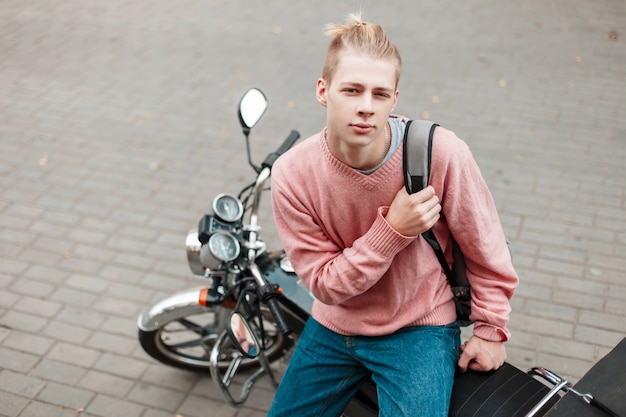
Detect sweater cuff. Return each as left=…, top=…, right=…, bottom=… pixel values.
left=473, top=322, right=510, bottom=342
left=365, top=207, right=415, bottom=258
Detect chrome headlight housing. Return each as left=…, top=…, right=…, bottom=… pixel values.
left=185, top=229, right=204, bottom=275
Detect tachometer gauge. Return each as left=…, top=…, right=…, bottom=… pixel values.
left=212, top=193, right=244, bottom=223
left=200, top=231, right=240, bottom=269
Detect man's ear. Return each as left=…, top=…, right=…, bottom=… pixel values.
left=316, top=78, right=327, bottom=107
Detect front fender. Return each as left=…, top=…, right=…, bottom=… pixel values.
left=137, top=287, right=213, bottom=332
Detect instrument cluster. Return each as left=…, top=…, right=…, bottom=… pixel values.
left=187, top=193, right=244, bottom=274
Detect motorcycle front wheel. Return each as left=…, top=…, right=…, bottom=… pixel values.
left=138, top=307, right=293, bottom=372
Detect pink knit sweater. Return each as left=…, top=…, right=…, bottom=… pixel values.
left=270, top=121, right=518, bottom=342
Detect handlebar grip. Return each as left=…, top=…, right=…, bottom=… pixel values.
left=276, top=130, right=301, bottom=156
left=261, top=130, right=300, bottom=169
left=267, top=297, right=292, bottom=336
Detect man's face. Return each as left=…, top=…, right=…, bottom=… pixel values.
left=317, top=52, right=398, bottom=150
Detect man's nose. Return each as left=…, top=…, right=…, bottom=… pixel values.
left=356, top=95, right=374, bottom=116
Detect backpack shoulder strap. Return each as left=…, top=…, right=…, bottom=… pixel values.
left=402, top=120, right=462, bottom=288
left=402, top=119, right=439, bottom=194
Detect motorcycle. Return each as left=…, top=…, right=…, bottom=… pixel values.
left=137, top=88, right=626, bottom=417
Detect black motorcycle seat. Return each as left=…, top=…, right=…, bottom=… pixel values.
left=546, top=337, right=626, bottom=417
left=449, top=362, right=560, bottom=417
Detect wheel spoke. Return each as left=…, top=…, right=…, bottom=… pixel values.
left=139, top=311, right=289, bottom=372
left=176, top=318, right=214, bottom=336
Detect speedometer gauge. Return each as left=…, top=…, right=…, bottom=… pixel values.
left=212, top=193, right=244, bottom=223
left=200, top=231, right=241, bottom=269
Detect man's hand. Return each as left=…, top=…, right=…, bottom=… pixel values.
left=457, top=336, right=506, bottom=372
left=385, top=186, right=441, bottom=236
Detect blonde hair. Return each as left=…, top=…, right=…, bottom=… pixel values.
left=322, top=13, right=402, bottom=86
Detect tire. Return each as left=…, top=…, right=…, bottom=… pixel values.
left=138, top=307, right=293, bottom=372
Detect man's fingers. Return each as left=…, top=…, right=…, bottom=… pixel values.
left=457, top=352, right=470, bottom=373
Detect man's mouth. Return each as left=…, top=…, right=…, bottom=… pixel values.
left=350, top=123, right=374, bottom=134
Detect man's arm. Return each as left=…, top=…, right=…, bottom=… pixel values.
left=272, top=183, right=440, bottom=303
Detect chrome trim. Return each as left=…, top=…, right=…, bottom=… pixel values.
left=137, top=287, right=213, bottom=332
left=525, top=367, right=570, bottom=417
left=185, top=230, right=204, bottom=276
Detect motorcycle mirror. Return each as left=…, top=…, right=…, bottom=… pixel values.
left=226, top=311, right=261, bottom=358
left=238, top=88, right=268, bottom=130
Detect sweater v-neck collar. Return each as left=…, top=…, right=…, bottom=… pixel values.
left=319, top=130, right=402, bottom=191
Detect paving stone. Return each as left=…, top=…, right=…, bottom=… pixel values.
left=47, top=342, right=101, bottom=368
left=20, top=265, right=69, bottom=286
left=0, top=242, right=22, bottom=258
left=574, top=324, right=626, bottom=348
left=50, top=287, right=98, bottom=310
left=30, top=358, right=87, bottom=386
left=57, top=256, right=104, bottom=276
left=12, top=296, right=63, bottom=320
left=0, top=258, right=29, bottom=276
left=64, top=274, right=110, bottom=294
left=0, top=290, right=20, bottom=310
left=93, top=353, right=149, bottom=380
left=99, top=316, right=138, bottom=339
left=77, top=370, right=135, bottom=399
left=15, top=400, right=87, bottom=417
left=35, top=381, right=94, bottom=411
left=70, top=243, right=117, bottom=264
left=85, top=394, right=145, bottom=417
left=0, top=311, right=47, bottom=334
left=39, top=321, right=92, bottom=345
left=1, top=330, right=55, bottom=356
left=17, top=248, right=64, bottom=269
left=141, top=409, right=180, bottom=417
left=127, top=382, right=186, bottom=412
left=91, top=297, right=141, bottom=318
left=106, top=282, right=155, bottom=304
left=0, top=391, right=29, bottom=417
left=0, top=370, right=46, bottom=398
left=0, top=327, right=10, bottom=344
left=84, top=332, right=136, bottom=356
left=177, top=393, right=239, bottom=417
left=140, top=364, right=198, bottom=392
left=32, top=236, right=75, bottom=255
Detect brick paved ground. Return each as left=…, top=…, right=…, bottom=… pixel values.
left=0, top=0, right=624, bottom=416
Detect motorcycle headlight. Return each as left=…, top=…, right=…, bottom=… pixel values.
left=185, top=229, right=204, bottom=275
left=200, top=231, right=241, bottom=270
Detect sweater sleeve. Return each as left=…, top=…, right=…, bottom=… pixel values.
left=431, top=128, right=519, bottom=342
left=271, top=155, right=415, bottom=306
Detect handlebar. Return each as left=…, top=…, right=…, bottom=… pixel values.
left=244, top=130, right=299, bottom=336
left=261, top=130, right=300, bottom=169
left=267, top=295, right=292, bottom=336
left=247, top=262, right=291, bottom=335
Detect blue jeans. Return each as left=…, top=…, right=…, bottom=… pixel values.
left=268, top=318, right=461, bottom=417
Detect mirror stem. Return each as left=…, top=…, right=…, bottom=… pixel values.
left=244, top=131, right=261, bottom=173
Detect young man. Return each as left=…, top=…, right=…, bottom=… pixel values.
left=268, top=13, right=518, bottom=417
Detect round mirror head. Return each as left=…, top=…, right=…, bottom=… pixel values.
left=238, top=88, right=268, bottom=130
left=227, top=312, right=260, bottom=358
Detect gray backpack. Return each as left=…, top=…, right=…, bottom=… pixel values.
left=402, top=120, right=472, bottom=326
